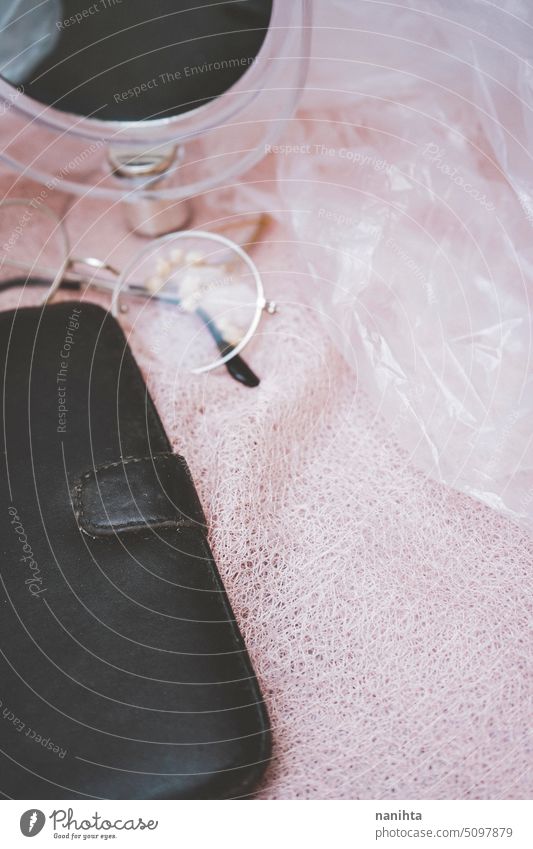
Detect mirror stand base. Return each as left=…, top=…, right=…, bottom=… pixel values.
left=123, top=196, right=193, bottom=237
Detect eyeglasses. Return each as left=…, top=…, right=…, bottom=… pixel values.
left=0, top=199, right=277, bottom=387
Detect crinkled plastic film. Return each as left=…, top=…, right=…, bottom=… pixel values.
left=274, top=0, right=533, bottom=529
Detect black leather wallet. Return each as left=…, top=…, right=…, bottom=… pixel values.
left=0, top=300, right=271, bottom=799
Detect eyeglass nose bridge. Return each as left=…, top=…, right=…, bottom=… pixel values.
left=263, top=300, right=278, bottom=315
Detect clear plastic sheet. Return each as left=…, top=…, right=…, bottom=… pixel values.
left=275, top=0, right=533, bottom=529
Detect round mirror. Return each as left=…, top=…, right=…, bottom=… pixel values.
left=0, top=1, right=311, bottom=233
left=1, top=0, right=273, bottom=122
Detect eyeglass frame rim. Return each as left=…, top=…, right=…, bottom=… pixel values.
left=0, top=198, right=268, bottom=376
left=109, top=227, right=267, bottom=375
left=0, top=198, right=71, bottom=300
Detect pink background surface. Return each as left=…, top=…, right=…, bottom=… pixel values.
left=1, top=0, right=532, bottom=796
left=1, top=191, right=530, bottom=799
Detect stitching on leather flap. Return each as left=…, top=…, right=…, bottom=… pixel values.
left=72, top=453, right=207, bottom=538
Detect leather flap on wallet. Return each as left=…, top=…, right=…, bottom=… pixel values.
left=73, top=453, right=207, bottom=537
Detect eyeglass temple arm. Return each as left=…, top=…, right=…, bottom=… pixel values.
left=194, top=306, right=260, bottom=388
left=0, top=276, right=80, bottom=293
left=127, top=282, right=260, bottom=388
left=0, top=275, right=260, bottom=388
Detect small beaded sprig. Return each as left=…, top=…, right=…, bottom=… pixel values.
left=144, top=248, right=246, bottom=345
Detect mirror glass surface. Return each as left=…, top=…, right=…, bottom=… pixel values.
left=0, top=0, right=273, bottom=121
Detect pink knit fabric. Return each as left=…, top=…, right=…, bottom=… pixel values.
left=137, top=240, right=533, bottom=801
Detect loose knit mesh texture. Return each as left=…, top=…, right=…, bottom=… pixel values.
left=130, top=236, right=532, bottom=801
